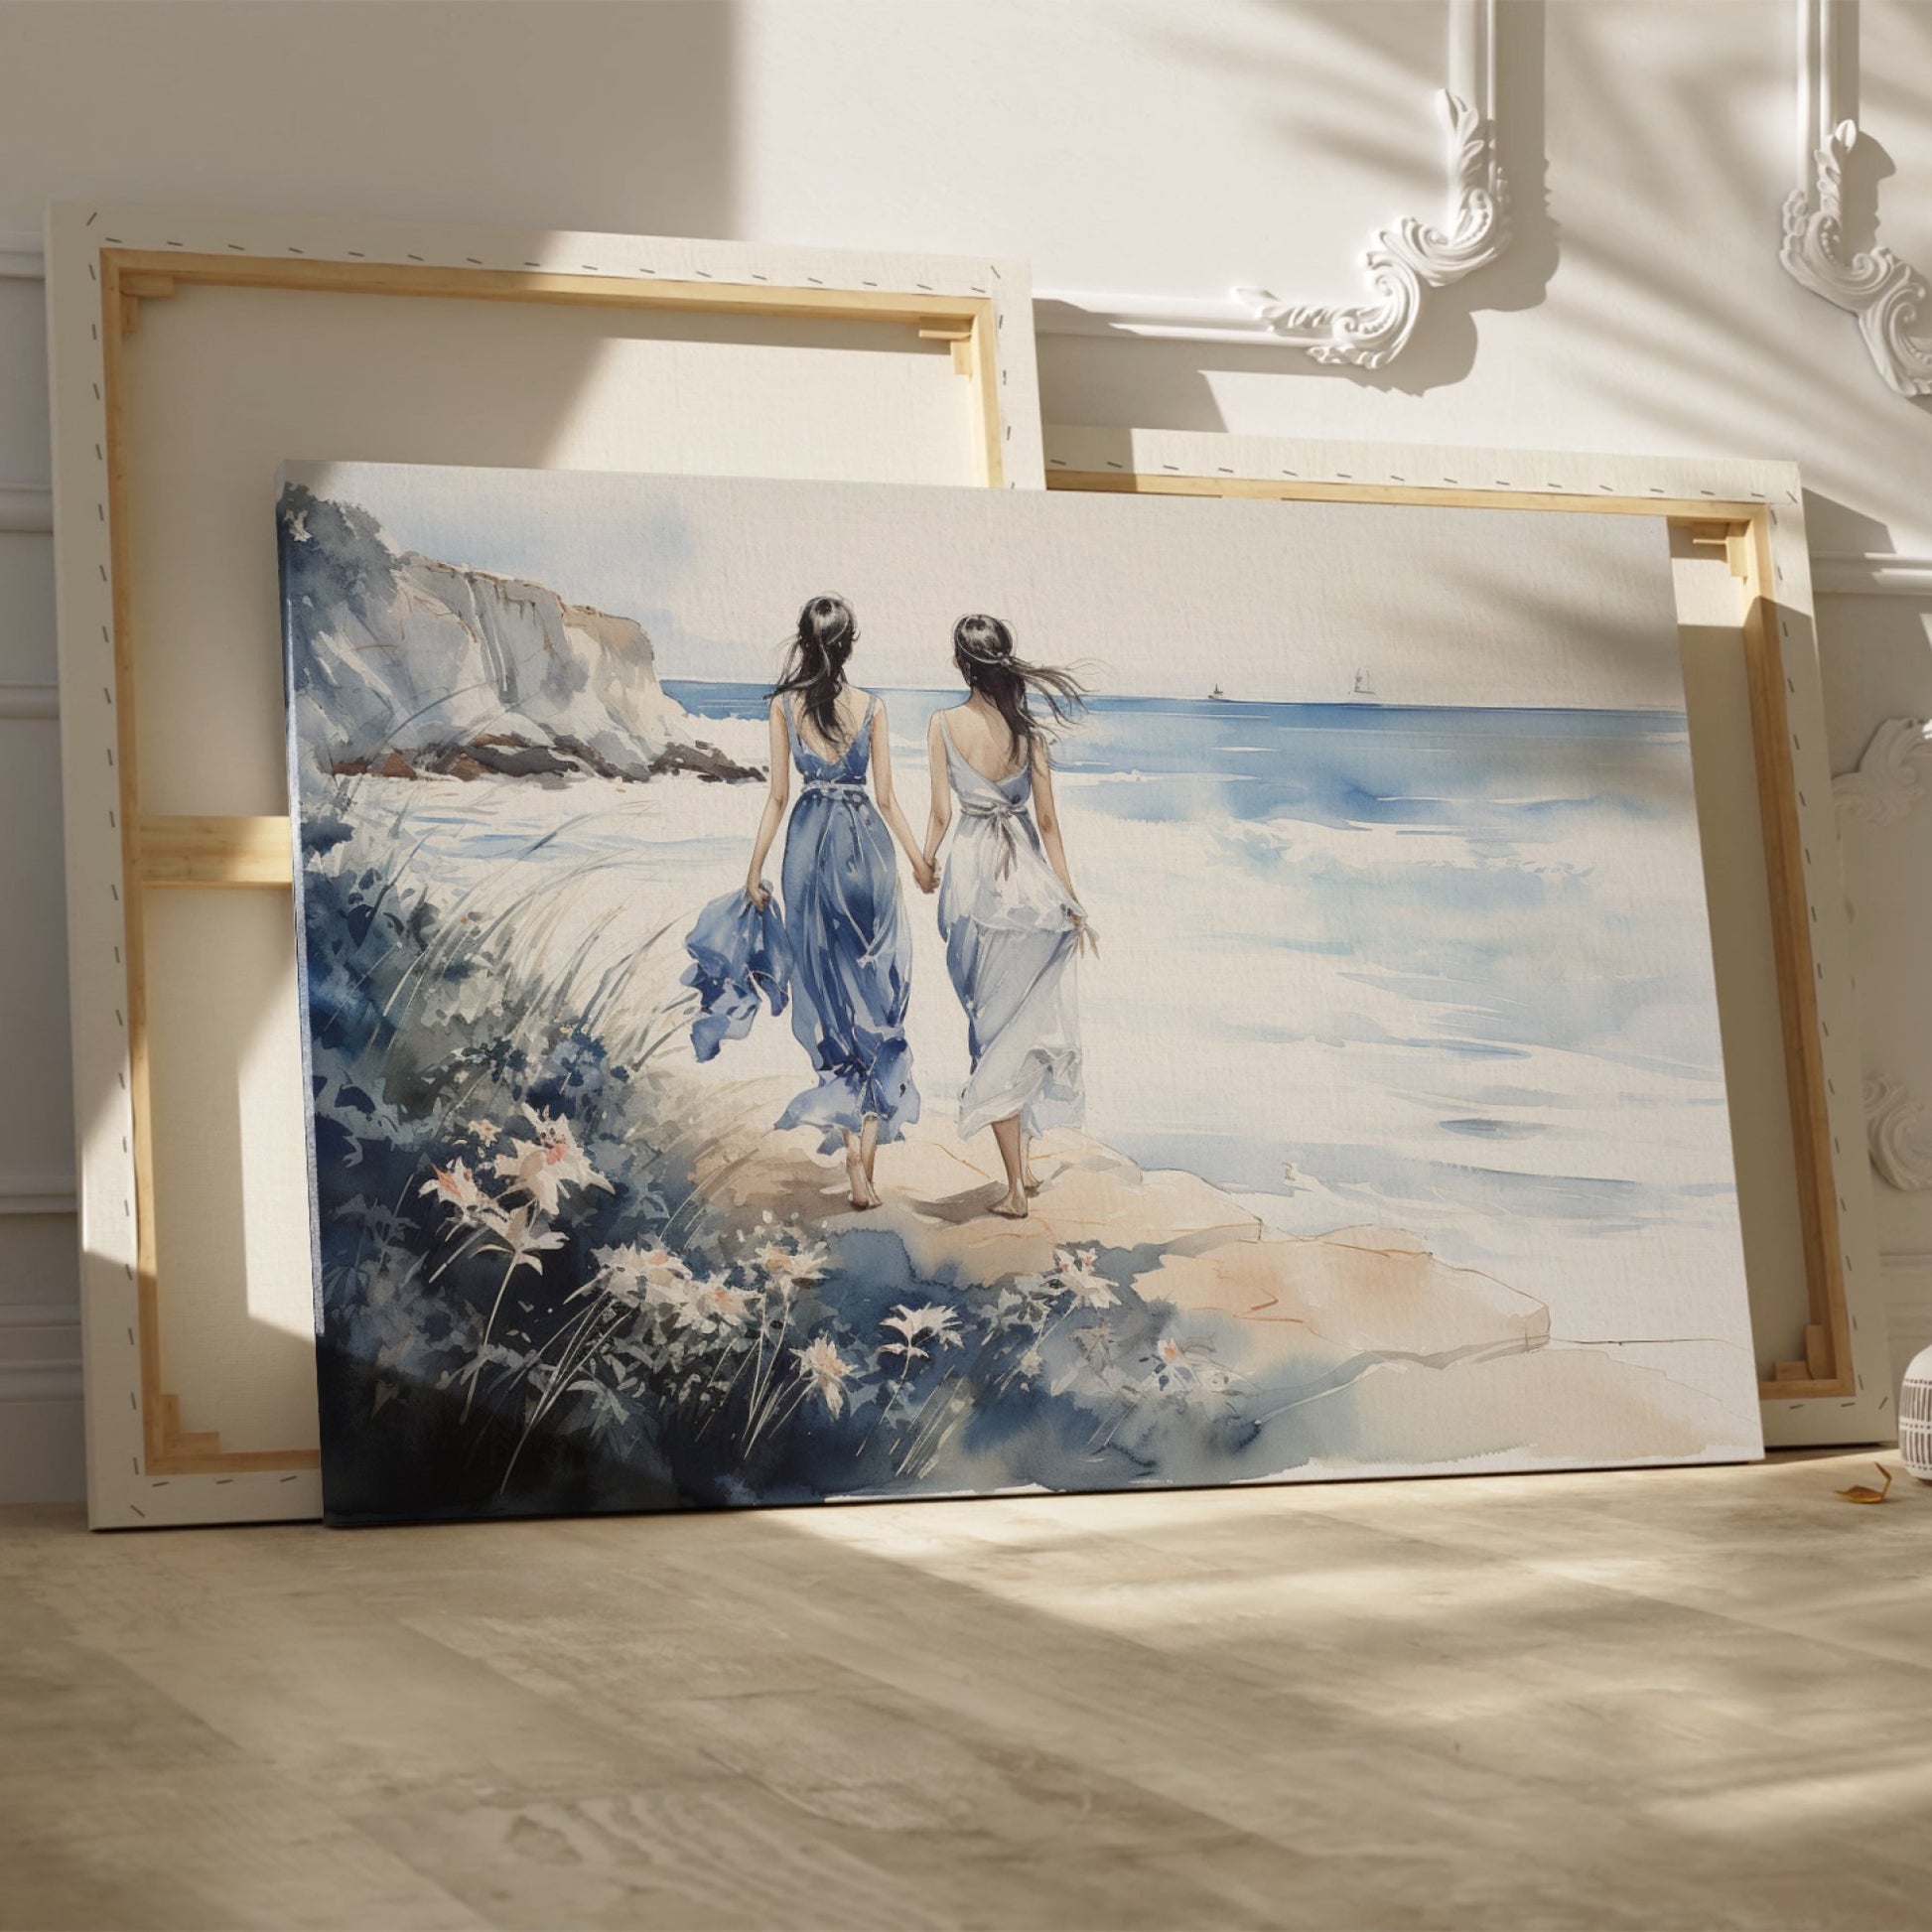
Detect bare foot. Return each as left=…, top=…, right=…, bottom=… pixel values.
left=990, top=1188, right=1031, bottom=1219
left=1022, top=1168, right=1041, bottom=1196
left=846, top=1157, right=881, bottom=1211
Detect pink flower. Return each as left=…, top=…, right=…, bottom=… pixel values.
left=693, top=1277, right=756, bottom=1328
left=420, top=1160, right=487, bottom=1218
left=491, top=1108, right=610, bottom=1216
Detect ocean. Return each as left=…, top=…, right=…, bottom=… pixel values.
left=662, top=680, right=1748, bottom=1391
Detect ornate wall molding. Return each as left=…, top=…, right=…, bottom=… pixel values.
left=0, top=481, right=53, bottom=532
left=1811, top=552, right=1932, bottom=597
left=1035, top=0, right=1509, bottom=366
left=0, top=483, right=57, bottom=731
left=0, top=1173, right=78, bottom=1216
left=1838, top=719, right=1932, bottom=1192
left=1781, top=0, right=1932, bottom=399
left=4, top=8, right=1512, bottom=375
left=1834, top=716, right=1932, bottom=825
left=0, top=685, right=57, bottom=722
left=0, top=231, right=42, bottom=281
left=0, top=1302, right=82, bottom=1409
left=1864, top=1074, right=1932, bottom=1191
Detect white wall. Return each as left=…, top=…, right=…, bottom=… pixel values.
left=2, top=0, right=1928, bottom=1502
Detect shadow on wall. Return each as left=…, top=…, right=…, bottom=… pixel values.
left=0, top=3, right=740, bottom=240
left=28, top=1, right=743, bottom=1506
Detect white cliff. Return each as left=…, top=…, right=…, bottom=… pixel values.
left=281, top=483, right=755, bottom=782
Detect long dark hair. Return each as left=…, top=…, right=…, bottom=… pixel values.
left=770, top=594, right=858, bottom=747
left=952, top=614, right=1086, bottom=758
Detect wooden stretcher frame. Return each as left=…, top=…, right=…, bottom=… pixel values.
left=47, top=203, right=1043, bottom=1526
left=1042, top=424, right=1891, bottom=1449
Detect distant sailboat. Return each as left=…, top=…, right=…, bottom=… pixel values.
left=1345, top=667, right=1381, bottom=706
left=1208, top=682, right=1233, bottom=702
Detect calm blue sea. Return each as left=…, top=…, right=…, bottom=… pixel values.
left=666, top=680, right=1691, bottom=837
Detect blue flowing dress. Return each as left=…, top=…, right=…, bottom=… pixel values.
left=682, top=694, right=919, bottom=1154
left=935, top=712, right=1085, bottom=1140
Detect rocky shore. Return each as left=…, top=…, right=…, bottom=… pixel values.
left=332, top=732, right=758, bottom=784
left=689, top=1107, right=1751, bottom=1472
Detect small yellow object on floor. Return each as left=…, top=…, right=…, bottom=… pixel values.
left=1836, top=1462, right=1895, bottom=1504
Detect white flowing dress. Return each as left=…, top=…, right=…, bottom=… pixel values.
left=935, top=712, right=1086, bottom=1139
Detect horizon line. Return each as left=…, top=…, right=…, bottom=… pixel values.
left=659, top=677, right=1690, bottom=719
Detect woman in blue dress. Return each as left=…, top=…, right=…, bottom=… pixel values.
left=720, top=595, right=931, bottom=1209
left=921, top=615, right=1094, bottom=1219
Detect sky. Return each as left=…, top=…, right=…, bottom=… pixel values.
left=286, top=461, right=1688, bottom=710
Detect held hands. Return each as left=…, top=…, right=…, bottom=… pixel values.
left=912, top=856, right=938, bottom=895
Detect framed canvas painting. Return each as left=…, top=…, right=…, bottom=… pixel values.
left=1038, top=424, right=1890, bottom=1451
left=280, top=460, right=1763, bottom=1523
left=47, top=202, right=1039, bottom=1527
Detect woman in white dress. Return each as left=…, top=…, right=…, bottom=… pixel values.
left=921, top=615, right=1095, bottom=1219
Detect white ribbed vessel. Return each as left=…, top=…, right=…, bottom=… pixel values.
left=1902, top=1345, right=1932, bottom=1481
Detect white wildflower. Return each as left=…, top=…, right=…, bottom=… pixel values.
left=692, top=1276, right=756, bottom=1328
left=598, top=1243, right=705, bottom=1320
left=793, top=1334, right=855, bottom=1419
left=1053, top=1245, right=1118, bottom=1310
left=879, top=1303, right=963, bottom=1365
left=755, top=1238, right=830, bottom=1294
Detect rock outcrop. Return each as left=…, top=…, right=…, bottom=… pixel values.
left=280, top=483, right=759, bottom=783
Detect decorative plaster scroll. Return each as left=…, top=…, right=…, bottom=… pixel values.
left=1834, top=717, right=1932, bottom=825
left=1236, top=92, right=1509, bottom=369
left=1781, top=0, right=1932, bottom=399
left=1864, top=1073, right=1932, bottom=1191
left=1035, top=0, right=1509, bottom=366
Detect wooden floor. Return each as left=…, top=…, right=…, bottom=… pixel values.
left=3, top=1451, right=1930, bottom=1931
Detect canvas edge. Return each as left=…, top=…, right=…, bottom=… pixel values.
left=1042, top=422, right=1887, bottom=1452
left=48, top=200, right=1047, bottom=1529
left=276, top=467, right=337, bottom=1522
